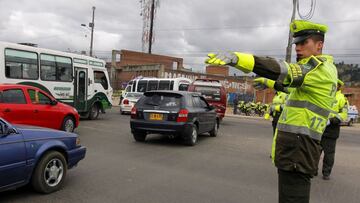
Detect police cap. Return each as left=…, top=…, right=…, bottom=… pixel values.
left=290, top=20, right=328, bottom=44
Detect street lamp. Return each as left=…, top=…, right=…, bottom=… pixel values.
left=81, top=6, right=96, bottom=57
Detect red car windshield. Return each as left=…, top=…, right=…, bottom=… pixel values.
left=194, top=86, right=221, bottom=101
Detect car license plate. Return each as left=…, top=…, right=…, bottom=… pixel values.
left=150, top=113, right=163, bottom=121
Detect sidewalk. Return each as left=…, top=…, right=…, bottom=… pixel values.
left=225, top=113, right=267, bottom=120
left=225, top=113, right=360, bottom=128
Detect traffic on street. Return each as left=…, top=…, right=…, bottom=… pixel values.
left=1, top=107, right=359, bottom=203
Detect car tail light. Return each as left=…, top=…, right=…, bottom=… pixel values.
left=177, top=109, right=189, bottom=122
left=123, top=99, right=129, bottom=105
left=131, top=107, right=137, bottom=119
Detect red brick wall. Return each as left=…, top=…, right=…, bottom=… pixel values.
left=343, top=87, right=360, bottom=109
left=206, top=66, right=229, bottom=76
left=256, top=89, right=275, bottom=104
left=118, top=50, right=183, bottom=70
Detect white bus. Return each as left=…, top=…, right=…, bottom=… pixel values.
left=0, top=41, right=112, bottom=119
left=123, top=77, right=192, bottom=97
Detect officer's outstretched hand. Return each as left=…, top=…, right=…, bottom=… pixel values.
left=205, top=52, right=238, bottom=66
left=253, top=77, right=275, bottom=90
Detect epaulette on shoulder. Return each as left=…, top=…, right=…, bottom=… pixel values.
left=307, top=56, right=323, bottom=69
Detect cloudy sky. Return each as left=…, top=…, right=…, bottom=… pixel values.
left=1, top=0, right=360, bottom=73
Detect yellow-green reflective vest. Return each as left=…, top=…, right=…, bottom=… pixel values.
left=277, top=55, right=338, bottom=141
left=330, top=90, right=348, bottom=122
left=271, top=92, right=287, bottom=116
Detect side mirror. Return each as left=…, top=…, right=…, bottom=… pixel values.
left=50, top=100, right=58, bottom=106
left=208, top=105, right=215, bottom=110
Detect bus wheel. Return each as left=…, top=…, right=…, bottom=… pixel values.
left=89, top=104, right=100, bottom=120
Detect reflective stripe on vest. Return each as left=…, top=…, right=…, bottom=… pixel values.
left=286, top=100, right=330, bottom=118
left=277, top=123, right=322, bottom=141
left=277, top=60, right=288, bottom=83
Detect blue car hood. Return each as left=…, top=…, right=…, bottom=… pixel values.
left=14, top=124, right=77, bottom=139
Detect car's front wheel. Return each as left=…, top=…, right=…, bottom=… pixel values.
left=61, top=116, right=75, bottom=132
left=184, top=124, right=198, bottom=146
left=31, top=151, right=67, bottom=194
left=133, top=131, right=147, bottom=142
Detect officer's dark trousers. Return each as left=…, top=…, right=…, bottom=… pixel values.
left=278, top=169, right=311, bottom=203
left=272, top=113, right=281, bottom=136
left=320, top=124, right=340, bottom=177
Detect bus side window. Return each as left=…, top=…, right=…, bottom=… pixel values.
left=147, top=81, right=158, bottom=91
left=170, top=81, right=174, bottom=90
left=158, top=80, right=170, bottom=90
left=125, top=85, right=131, bottom=93
left=40, top=54, right=72, bottom=82
left=132, top=81, right=136, bottom=92
left=94, top=71, right=109, bottom=90
left=137, top=80, right=148, bottom=92
left=125, top=80, right=135, bottom=92
left=5, top=49, right=38, bottom=80
left=179, top=84, right=189, bottom=91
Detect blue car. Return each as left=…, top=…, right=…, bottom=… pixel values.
left=0, top=118, right=86, bottom=194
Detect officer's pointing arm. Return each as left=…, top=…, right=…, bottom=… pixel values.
left=205, top=52, right=316, bottom=92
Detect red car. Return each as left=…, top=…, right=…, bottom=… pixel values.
left=0, top=84, right=79, bottom=132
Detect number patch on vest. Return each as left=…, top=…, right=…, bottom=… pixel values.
left=310, top=116, right=324, bottom=130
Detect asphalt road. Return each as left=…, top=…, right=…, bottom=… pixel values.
left=1, top=107, right=360, bottom=203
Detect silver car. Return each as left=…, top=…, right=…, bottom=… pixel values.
left=120, top=92, right=143, bottom=114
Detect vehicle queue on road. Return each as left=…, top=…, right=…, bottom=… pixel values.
left=0, top=42, right=226, bottom=193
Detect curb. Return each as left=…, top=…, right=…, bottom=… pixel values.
left=225, top=114, right=267, bottom=120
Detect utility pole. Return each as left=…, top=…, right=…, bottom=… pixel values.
left=285, top=0, right=297, bottom=63
left=90, top=6, right=96, bottom=57
left=148, top=0, right=155, bottom=54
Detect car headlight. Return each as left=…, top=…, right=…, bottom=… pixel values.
left=76, top=137, right=81, bottom=146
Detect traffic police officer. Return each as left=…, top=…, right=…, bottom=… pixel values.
left=271, top=91, right=288, bottom=135
left=205, top=20, right=337, bottom=203
left=254, top=78, right=289, bottom=135
left=320, top=79, right=348, bottom=180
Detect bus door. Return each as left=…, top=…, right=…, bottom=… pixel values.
left=74, top=67, right=88, bottom=112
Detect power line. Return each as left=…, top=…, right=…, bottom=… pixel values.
left=297, top=0, right=316, bottom=20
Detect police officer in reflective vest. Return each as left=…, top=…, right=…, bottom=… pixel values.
left=254, top=78, right=292, bottom=136
left=205, top=20, right=337, bottom=203
left=270, top=91, right=288, bottom=135
left=320, top=79, right=348, bottom=180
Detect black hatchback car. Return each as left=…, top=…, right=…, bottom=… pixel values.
left=130, top=91, right=219, bottom=146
